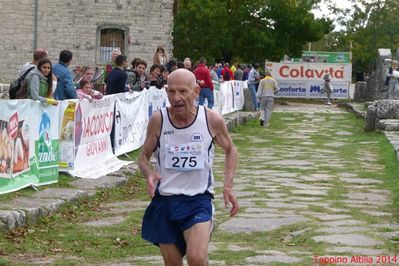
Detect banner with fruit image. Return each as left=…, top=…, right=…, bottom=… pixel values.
left=0, top=100, right=60, bottom=194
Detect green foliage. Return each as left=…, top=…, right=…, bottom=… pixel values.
left=314, top=0, right=399, bottom=74
left=172, top=0, right=332, bottom=63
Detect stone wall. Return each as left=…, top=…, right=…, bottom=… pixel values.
left=0, top=0, right=174, bottom=83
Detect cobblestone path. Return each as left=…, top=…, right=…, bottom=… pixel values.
left=6, top=103, right=399, bottom=265
left=210, top=103, right=399, bottom=265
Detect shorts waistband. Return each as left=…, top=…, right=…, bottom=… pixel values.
left=153, top=192, right=213, bottom=201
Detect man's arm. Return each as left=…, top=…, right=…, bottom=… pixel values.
left=207, top=110, right=239, bottom=216
left=138, top=111, right=162, bottom=197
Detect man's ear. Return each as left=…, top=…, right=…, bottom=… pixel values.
left=193, top=85, right=200, bottom=97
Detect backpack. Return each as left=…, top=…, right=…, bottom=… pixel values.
left=9, top=66, right=35, bottom=99
left=223, top=70, right=231, bottom=81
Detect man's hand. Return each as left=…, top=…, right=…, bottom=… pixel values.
left=223, top=187, right=239, bottom=217
left=146, top=171, right=162, bottom=197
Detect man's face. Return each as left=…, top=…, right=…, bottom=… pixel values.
left=167, top=72, right=198, bottom=116
left=136, top=64, right=146, bottom=76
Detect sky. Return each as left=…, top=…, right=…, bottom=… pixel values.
left=312, top=0, right=355, bottom=31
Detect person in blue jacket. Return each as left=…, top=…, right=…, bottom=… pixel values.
left=53, top=50, right=78, bottom=100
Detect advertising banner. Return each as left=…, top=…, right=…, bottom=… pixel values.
left=59, top=101, right=77, bottom=171
left=0, top=100, right=60, bottom=194
left=266, top=62, right=351, bottom=99
left=68, top=96, right=130, bottom=179
left=216, top=80, right=245, bottom=114
left=300, top=51, right=351, bottom=63
left=114, top=91, right=149, bottom=156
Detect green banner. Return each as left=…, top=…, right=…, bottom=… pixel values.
left=0, top=100, right=60, bottom=194
left=292, top=51, right=351, bottom=63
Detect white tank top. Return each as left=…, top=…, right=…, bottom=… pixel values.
left=155, top=106, right=215, bottom=196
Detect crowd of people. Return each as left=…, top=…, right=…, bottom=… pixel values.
left=14, top=47, right=275, bottom=113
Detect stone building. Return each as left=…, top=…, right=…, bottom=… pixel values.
left=0, top=0, right=174, bottom=83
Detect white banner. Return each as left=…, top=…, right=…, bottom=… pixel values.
left=113, top=87, right=170, bottom=155
left=147, top=86, right=169, bottom=118
left=68, top=95, right=130, bottom=178
left=114, top=91, right=149, bottom=156
left=266, top=61, right=351, bottom=99
left=217, top=81, right=245, bottom=114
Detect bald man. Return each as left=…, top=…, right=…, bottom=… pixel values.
left=138, top=69, right=239, bottom=266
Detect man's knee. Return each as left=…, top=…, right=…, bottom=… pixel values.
left=186, top=249, right=208, bottom=266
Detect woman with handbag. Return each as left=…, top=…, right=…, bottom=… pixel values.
left=20, top=58, right=58, bottom=105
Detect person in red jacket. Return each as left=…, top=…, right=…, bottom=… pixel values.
left=221, top=63, right=234, bottom=81
left=193, top=57, right=215, bottom=109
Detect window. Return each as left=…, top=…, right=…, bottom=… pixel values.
left=97, top=26, right=128, bottom=63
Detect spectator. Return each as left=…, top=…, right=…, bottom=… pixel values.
left=103, top=48, right=121, bottom=83
left=248, top=63, right=261, bottom=110
left=234, top=64, right=244, bottom=81
left=153, top=45, right=168, bottom=66
left=18, top=48, right=48, bottom=78
left=221, top=63, right=234, bottom=81
left=160, top=65, right=169, bottom=87
left=106, top=54, right=128, bottom=95
left=77, top=79, right=103, bottom=102
left=24, top=58, right=57, bottom=105
left=75, top=66, right=95, bottom=89
left=53, top=50, right=77, bottom=100
left=385, top=60, right=399, bottom=98
left=126, top=58, right=148, bottom=91
left=147, top=64, right=163, bottom=89
left=166, top=59, right=178, bottom=73
left=210, top=63, right=219, bottom=82
left=183, top=57, right=192, bottom=70
left=194, top=57, right=214, bottom=109
left=242, top=64, right=251, bottom=81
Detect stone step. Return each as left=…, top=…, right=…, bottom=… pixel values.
left=377, top=119, right=399, bottom=131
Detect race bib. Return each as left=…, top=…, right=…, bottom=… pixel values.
left=165, top=142, right=205, bottom=171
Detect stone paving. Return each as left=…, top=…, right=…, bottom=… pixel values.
left=3, top=103, right=399, bottom=265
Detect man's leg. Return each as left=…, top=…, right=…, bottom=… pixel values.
left=264, top=97, right=274, bottom=126
left=206, top=88, right=214, bottom=109
left=183, top=221, right=212, bottom=266
left=198, top=89, right=205, bottom=106
left=159, top=244, right=184, bottom=266
left=249, top=84, right=257, bottom=110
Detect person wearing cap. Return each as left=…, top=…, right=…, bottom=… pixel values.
left=256, top=71, right=279, bottom=127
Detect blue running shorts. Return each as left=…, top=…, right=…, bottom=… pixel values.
left=141, top=193, right=213, bottom=256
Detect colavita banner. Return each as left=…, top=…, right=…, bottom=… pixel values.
left=265, top=62, right=352, bottom=99
left=0, top=100, right=60, bottom=194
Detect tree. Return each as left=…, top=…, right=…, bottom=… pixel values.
left=321, top=0, right=399, bottom=74
left=172, top=0, right=332, bottom=64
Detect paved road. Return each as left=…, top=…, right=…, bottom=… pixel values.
left=7, top=103, right=399, bottom=265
